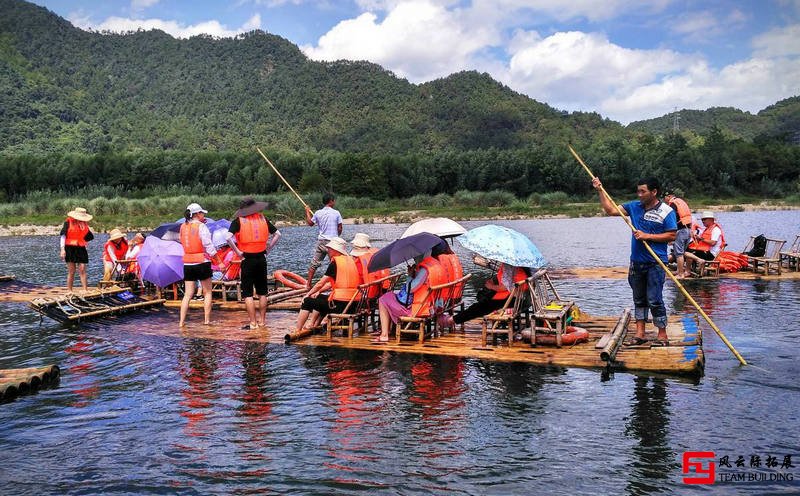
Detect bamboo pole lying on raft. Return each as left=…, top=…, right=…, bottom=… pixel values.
left=600, top=308, right=631, bottom=362
left=568, top=144, right=748, bottom=367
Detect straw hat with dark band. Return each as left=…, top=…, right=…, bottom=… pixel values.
left=67, top=207, right=92, bottom=222
left=108, top=228, right=126, bottom=241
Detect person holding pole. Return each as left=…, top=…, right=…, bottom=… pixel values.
left=305, top=193, right=343, bottom=288
left=592, top=176, right=677, bottom=346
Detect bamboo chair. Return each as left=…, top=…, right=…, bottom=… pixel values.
left=211, top=260, right=242, bottom=302
left=690, top=243, right=727, bottom=278
left=481, top=276, right=532, bottom=346
left=742, top=236, right=786, bottom=275
left=780, top=235, right=800, bottom=272
left=396, top=276, right=469, bottom=344
left=433, top=274, right=472, bottom=335
left=327, top=273, right=400, bottom=339
left=98, top=259, right=137, bottom=289
left=528, top=269, right=574, bottom=348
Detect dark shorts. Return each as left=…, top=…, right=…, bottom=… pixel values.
left=241, top=255, right=269, bottom=298
left=300, top=295, right=347, bottom=317
left=687, top=249, right=715, bottom=261
left=64, top=246, right=89, bottom=264
left=184, top=262, right=212, bottom=281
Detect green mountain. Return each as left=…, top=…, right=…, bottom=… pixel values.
left=627, top=97, right=800, bottom=143
left=1, top=0, right=608, bottom=155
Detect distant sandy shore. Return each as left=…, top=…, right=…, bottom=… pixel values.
left=1, top=203, right=796, bottom=237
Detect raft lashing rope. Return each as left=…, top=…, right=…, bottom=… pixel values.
left=30, top=288, right=166, bottom=324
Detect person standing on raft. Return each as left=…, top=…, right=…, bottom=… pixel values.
left=227, top=197, right=281, bottom=330
left=592, top=176, right=677, bottom=346
left=59, top=207, right=95, bottom=293
left=179, top=203, right=224, bottom=327
left=304, top=193, right=343, bottom=288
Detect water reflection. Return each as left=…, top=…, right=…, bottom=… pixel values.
left=625, top=376, right=674, bottom=495
left=177, top=337, right=220, bottom=438
left=236, top=342, right=274, bottom=455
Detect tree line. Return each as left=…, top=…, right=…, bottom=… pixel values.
left=1, top=127, right=798, bottom=202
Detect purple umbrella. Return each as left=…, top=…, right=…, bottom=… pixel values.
left=138, top=235, right=184, bottom=287
left=206, top=218, right=231, bottom=235
left=367, top=232, right=444, bottom=272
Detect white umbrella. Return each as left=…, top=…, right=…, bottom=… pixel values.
left=400, top=217, right=467, bottom=239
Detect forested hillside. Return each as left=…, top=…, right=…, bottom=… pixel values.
left=0, top=0, right=798, bottom=201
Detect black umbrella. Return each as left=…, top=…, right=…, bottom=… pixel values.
left=367, top=232, right=444, bottom=272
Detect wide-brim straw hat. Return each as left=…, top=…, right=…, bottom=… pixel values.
left=350, top=247, right=371, bottom=256
left=325, top=237, right=349, bottom=256
left=108, top=228, right=126, bottom=241
left=700, top=210, right=715, bottom=220
left=351, top=232, right=371, bottom=248
left=234, top=197, right=269, bottom=218
left=67, top=207, right=92, bottom=222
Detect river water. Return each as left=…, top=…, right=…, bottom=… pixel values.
left=1, top=211, right=798, bottom=494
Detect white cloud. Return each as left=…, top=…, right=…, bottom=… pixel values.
left=131, top=0, right=160, bottom=11
left=69, top=13, right=262, bottom=39
left=502, top=31, right=691, bottom=110
left=302, top=0, right=498, bottom=81
left=752, top=23, right=800, bottom=58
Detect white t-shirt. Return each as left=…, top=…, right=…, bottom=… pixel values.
left=699, top=225, right=723, bottom=256
left=312, top=206, right=343, bottom=240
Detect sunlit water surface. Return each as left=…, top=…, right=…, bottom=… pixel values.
left=1, top=211, right=798, bottom=494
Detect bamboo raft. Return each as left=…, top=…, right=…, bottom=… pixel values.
left=29, top=287, right=166, bottom=324
left=0, top=365, right=60, bottom=403
left=551, top=266, right=800, bottom=280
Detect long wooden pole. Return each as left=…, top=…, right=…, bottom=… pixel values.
left=568, top=144, right=747, bottom=366
left=256, top=147, right=310, bottom=210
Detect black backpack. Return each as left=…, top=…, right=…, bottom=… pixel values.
left=746, top=234, right=767, bottom=257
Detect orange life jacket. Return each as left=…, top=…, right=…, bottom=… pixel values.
left=103, top=239, right=128, bottom=263
left=356, top=249, right=390, bottom=299
left=180, top=222, right=206, bottom=264
left=668, top=197, right=693, bottom=227
left=329, top=255, right=361, bottom=302
left=492, top=266, right=528, bottom=301
left=64, top=218, right=90, bottom=247
left=236, top=213, right=269, bottom=254
left=437, top=253, right=463, bottom=301
left=411, top=257, right=448, bottom=317
left=688, top=223, right=725, bottom=253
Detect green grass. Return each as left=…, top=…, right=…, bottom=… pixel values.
left=2, top=191, right=798, bottom=232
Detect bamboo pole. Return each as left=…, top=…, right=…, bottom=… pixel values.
left=568, top=144, right=747, bottom=366
left=256, top=147, right=310, bottom=210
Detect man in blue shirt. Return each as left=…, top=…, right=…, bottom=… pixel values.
left=592, top=176, right=677, bottom=346
left=304, top=192, right=343, bottom=288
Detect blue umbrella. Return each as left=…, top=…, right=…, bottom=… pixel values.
left=138, top=235, right=184, bottom=287
left=367, top=232, right=444, bottom=272
left=150, top=221, right=182, bottom=240
left=457, top=225, right=546, bottom=268
left=205, top=218, right=231, bottom=234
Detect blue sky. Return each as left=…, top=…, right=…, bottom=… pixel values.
left=30, top=0, right=800, bottom=124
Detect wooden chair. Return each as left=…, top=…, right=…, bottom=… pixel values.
left=98, top=259, right=138, bottom=289
left=528, top=269, right=574, bottom=347
left=689, top=244, right=727, bottom=278
left=780, top=235, right=800, bottom=272
left=742, top=236, right=786, bottom=275
left=481, top=276, right=532, bottom=346
left=396, top=275, right=471, bottom=344
left=211, top=260, right=242, bottom=302
left=327, top=272, right=401, bottom=339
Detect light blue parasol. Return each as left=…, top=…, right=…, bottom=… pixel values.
left=457, top=225, right=546, bottom=268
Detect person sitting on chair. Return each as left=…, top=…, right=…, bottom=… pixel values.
left=684, top=211, right=725, bottom=275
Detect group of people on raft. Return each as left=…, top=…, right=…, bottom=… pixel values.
left=664, top=193, right=726, bottom=278
left=59, top=194, right=533, bottom=338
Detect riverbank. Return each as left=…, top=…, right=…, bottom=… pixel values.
left=2, top=201, right=798, bottom=236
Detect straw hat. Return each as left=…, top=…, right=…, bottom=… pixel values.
left=108, top=228, right=126, bottom=241
left=350, top=233, right=371, bottom=256
left=234, top=196, right=269, bottom=218
left=700, top=211, right=715, bottom=220
left=186, top=202, right=207, bottom=215
left=325, top=237, right=349, bottom=256
left=67, top=207, right=92, bottom=222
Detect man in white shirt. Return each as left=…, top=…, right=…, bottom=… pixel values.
left=685, top=211, right=725, bottom=274
left=304, top=193, right=343, bottom=288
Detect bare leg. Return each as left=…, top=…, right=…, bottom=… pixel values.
left=77, top=263, right=88, bottom=291
left=634, top=319, right=646, bottom=340
left=296, top=309, right=311, bottom=331
left=258, top=295, right=267, bottom=325
left=179, top=280, right=196, bottom=326
left=306, top=267, right=315, bottom=289
left=378, top=301, right=391, bottom=340
left=245, top=296, right=257, bottom=327
left=201, top=278, right=212, bottom=324
left=676, top=255, right=686, bottom=277
left=66, top=262, right=76, bottom=292
left=657, top=326, right=668, bottom=342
